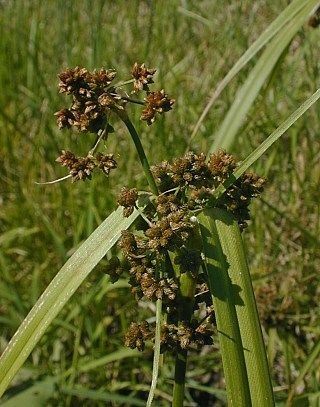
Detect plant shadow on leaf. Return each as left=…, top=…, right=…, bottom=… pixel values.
left=200, top=224, right=244, bottom=307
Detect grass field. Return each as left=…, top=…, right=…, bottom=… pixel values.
left=1, top=0, right=320, bottom=405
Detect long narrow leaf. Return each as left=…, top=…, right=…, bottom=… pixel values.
left=212, top=88, right=320, bottom=202
left=286, top=339, right=320, bottom=405
left=190, top=0, right=317, bottom=144
left=211, top=208, right=274, bottom=406
left=199, top=210, right=251, bottom=406
left=209, top=0, right=318, bottom=152
left=0, top=207, right=140, bottom=397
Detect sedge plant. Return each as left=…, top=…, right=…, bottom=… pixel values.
left=1, top=3, right=320, bottom=405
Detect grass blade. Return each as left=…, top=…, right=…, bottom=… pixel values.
left=286, top=339, right=320, bottom=405
left=0, top=207, right=140, bottom=397
left=190, top=0, right=317, bottom=144
left=146, top=298, right=162, bottom=407
left=212, top=88, right=320, bottom=201
left=210, top=208, right=274, bottom=406
left=199, top=210, right=251, bottom=406
left=209, top=0, right=318, bottom=152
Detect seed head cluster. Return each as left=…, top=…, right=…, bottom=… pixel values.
left=54, top=64, right=174, bottom=182
left=55, top=67, right=119, bottom=133
left=113, top=150, right=265, bottom=353
left=56, top=150, right=117, bottom=182
left=151, top=150, right=266, bottom=229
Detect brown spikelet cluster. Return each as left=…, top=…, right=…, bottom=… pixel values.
left=55, top=67, right=119, bottom=133
left=117, top=199, right=214, bottom=353
left=161, top=322, right=213, bottom=352
left=116, top=150, right=265, bottom=354
left=54, top=64, right=174, bottom=183
left=141, top=90, right=175, bottom=125
left=117, top=187, right=139, bottom=217
left=56, top=150, right=117, bottom=182
left=124, top=322, right=153, bottom=351
left=131, top=62, right=156, bottom=92
left=151, top=150, right=266, bottom=229
left=56, top=64, right=173, bottom=132
left=104, top=256, right=127, bottom=283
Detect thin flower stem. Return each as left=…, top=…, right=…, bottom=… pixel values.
left=120, top=96, right=145, bottom=105
left=88, top=127, right=108, bottom=156
left=35, top=174, right=72, bottom=185
left=116, top=109, right=158, bottom=196
left=146, top=298, right=162, bottom=407
left=110, top=78, right=135, bottom=89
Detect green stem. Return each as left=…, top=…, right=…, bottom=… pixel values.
left=172, top=271, right=197, bottom=407
left=173, top=349, right=188, bottom=407
left=116, top=110, right=158, bottom=196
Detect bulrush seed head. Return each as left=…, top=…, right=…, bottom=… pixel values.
left=119, top=149, right=264, bottom=357
left=54, top=64, right=174, bottom=183
left=124, top=321, right=152, bottom=351
left=131, top=62, right=156, bottom=92
left=141, top=90, right=175, bottom=125
left=117, top=187, right=138, bottom=217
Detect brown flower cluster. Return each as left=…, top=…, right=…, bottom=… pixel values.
left=117, top=150, right=265, bottom=354
left=141, top=90, right=175, bottom=125
left=117, top=201, right=213, bottom=353
left=54, top=64, right=174, bottom=183
left=56, top=150, right=117, bottom=182
left=56, top=64, right=174, bottom=133
left=124, top=322, right=153, bottom=351
left=117, top=187, right=139, bottom=217
left=55, top=67, right=120, bottom=133
left=152, top=150, right=266, bottom=229
left=131, top=62, right=156, bottom=92
left=161, top=322, right=213, bottom=352
left=104, top=256, right=126, bottom=283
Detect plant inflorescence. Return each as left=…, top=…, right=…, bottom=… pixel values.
left=53, top=64, right=174, bottom=182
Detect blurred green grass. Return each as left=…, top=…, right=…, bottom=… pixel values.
left=0, top=0, right=320, bottom=405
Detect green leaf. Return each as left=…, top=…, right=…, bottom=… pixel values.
left=287, top=339, right=320, bottom=405
left=212, top=88, right=320, bottom=202
left=209, top=0, right=319, bottom=152
left=189, top=0, right=317, bottom=144
left=0, top=377, right=56, bottom=407
left=0, top=207, right=140, bottom=397
left=199, top=210, right=251, bottom=406
left=209, top=209, right=274, bottom=406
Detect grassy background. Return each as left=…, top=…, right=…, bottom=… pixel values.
left=0, top=0, right=320, bottom=405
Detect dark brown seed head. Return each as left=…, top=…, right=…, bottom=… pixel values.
left=124, top=321, right=152, bottom=351
left=208, top=149, right=237, bottom=179
left=104, top=256, right=124, bottom=283
left=141, top=90, right=175, bottom=125
left=117, top=187, right=138, bottom=218
left=88, top=68, right=116, bottom=89
left=54, top=109, right=75, bottom=129
left=56, top=151, right=96, bottom=181
left=95, top=153, right=117, bottom=175
left=131, top=62, right=156, bottom=92
left=56, top=150, right=77, bottom=167
left=58, top=67, right=90, bottom=96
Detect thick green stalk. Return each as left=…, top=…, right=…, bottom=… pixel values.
left=205, top=208, right=274, bottom=406
left=172, top=271, right=197, bottom=407
left=116, top=110, right=158, bottom=196
left=199, top=209, right=252, bottom=407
